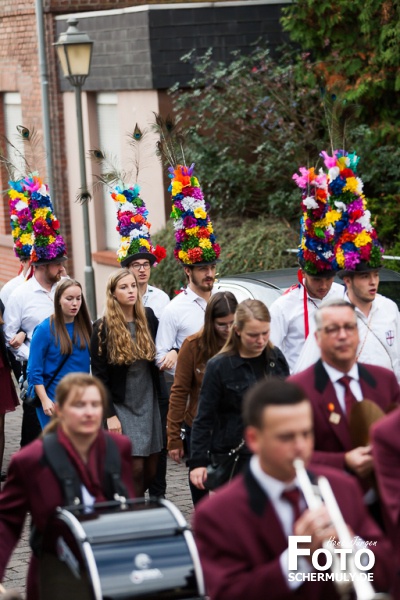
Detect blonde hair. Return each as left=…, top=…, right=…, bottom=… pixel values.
left=43, top=373, right=108, bottom=434
left=220, top=299, right=272, bottom=355
left=97, top=269, right=155, bottom=365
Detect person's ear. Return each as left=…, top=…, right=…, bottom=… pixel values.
left=244, top=426, right=260, bottom=455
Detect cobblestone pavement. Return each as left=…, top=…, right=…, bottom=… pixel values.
left=1, top=403, right=193, bottom=597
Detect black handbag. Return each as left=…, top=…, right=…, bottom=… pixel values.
left=204, top=440, right=245, bottom=491
left=22, top=354, right=70, bottom=409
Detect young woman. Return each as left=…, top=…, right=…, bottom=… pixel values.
left=0, top=307, right=19, bottom=482
left=0, top=372, right=135, bottom=600
left=167, top=291, right=238, bottom=504
left=91, top=269, right=163, bottom=497
left=27, top=279, right=92, bottom=429
left=189, top=299, right=290, bottom=491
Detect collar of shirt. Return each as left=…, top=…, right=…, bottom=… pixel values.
left=322, top=360, right=363, bottom=406
left=31, top=275, right=58, bottom=296
left=250, top=455, right=304, bottom=537
left=183, top=285, right=209, bottom=307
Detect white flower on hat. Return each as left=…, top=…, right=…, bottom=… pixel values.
left=303, top=196, right=319, bottom=210
left=181, top=197, right=205, bottom=212
left=129, top=229, right=141, bottom=239
left=173, top=217, right=183, bottom=231
left=334, top=201, right=347, bottom=211
left=328, top=166, right=340, bottom=181
left=356, top=210, right=373, bottom=232
left=355, top=177, right=364, bottom=195
left=38, top=184, right=48, bottom=196
left=119, top=204, right=134, bottom=213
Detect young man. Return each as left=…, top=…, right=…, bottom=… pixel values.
left=295, top=266, right=400, bottom=381
left=155, top=262, right=216, bottom=375
left=126, top=256, right=169, bottom=320
left=193, top=378, right=393, bottom=600
left=269, top=269, right=343, bottom=372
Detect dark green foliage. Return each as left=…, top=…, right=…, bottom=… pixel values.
left=170, top=46, right=327, bottom=219
left=150, top=217, right=299, bottom=297
left=281, top=0, right=400, bottom=141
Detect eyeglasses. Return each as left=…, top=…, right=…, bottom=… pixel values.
left=130, top=263, right=151, bottom=271
left=318, top=323, right=358, bottom=336
left=215, top=322, right=234, bottom=330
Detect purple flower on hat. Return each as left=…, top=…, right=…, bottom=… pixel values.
left=183, top=215, right=197, bottom=229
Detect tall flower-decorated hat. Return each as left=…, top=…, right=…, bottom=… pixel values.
left=7, top=179, right=34, bottom=261
left=152, top=114, right=220, bottom=266
left=293, top=164, right=339, bottom=276
left=87, top=124, right=166, bottom=269
left=0, top=126, right=67, bottom=265
left=320, top=149, right=383, bottom=278
left=25, top=175, right=67, bottom=265
left=169, top=163, right=220, bottom=266
left=111, top=183, right=166, bottom=268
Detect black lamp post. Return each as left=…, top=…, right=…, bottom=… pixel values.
left=54, top=18, right=97, bottom=318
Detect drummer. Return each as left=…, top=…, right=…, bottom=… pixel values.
left=0, top=372, right=135, bottom=600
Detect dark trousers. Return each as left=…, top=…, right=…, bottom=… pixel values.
left=185, top=424, right=209, bottom=506
left=148, top=395, right=169, bottom=498
left=12, top=359, right=41, bottom=447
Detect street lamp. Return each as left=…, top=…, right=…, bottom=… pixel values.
left=54, top=18, right=97, bottom=318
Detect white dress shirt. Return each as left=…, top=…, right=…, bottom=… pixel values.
left=141, top=284, right=170, bottom=320
left=322, top=362, right=363, bottom=413
left=155, top=286, right=209, bottom=375
left=3, top=275, right=58, bottom=361
left=250, top=456, right=312, bottom=589
left=295, top=292, right=400, bottom=382
left=0, top=272, right=25, bottom=308
left=269, top=282, right=344, bottom=373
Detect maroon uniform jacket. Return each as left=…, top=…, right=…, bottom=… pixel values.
left=0, top=431, right=135, bottom=599
left=289, top=360, right=400, bottom=470
left=193, top=465, right=393, bottom=600
left=372, top=408, right=400, bottom=599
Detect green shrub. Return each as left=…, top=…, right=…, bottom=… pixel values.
left=150, top=217, right=299, bottom=297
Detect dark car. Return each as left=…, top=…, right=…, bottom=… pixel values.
left=214, top=267, right=400, bottom=310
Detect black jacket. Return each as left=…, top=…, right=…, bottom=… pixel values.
left=188, top=345, right=289, bottom=468
left=90, top=307, right=167, bottom=417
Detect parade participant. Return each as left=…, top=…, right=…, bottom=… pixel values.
left=189, top=299, right=289, bottom=491
left=0, top=308, right=19, bottom=482
left=167, top=291, right=238, bottom=504
left=89, top=124, right=169, bottom=497
left=372, top=408, right=400, bottom=599
left=91, top=269, right=163, bottom=497
left=152, top=117, right=221, bottom=376
left=3, top=173, right=68, bottom=446
left=193, top=378, right=393, bottom=600
left=295, top=150, right=400, bottom=380
left=269, top=159, right=343, bottom=373
left=289, top=299, right=400, bottom=510
left=0, top=372, right=135, bottom=600
left=27, top=279, right=92, bottom=429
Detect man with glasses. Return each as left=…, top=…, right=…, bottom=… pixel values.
left=126, top=257, right=169, bottom=320
left=290, top=299, right=400, bottom=512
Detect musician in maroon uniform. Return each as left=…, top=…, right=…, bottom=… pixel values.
left=0, top=373, right=135, bottom=600
left=193, top=378, right=393, bottom=600
left=289, top=299, right=400, bottom=484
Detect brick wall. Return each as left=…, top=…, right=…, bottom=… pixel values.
left=0, top=0, right=74, bottom=285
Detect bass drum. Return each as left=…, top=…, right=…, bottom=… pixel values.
left=39, top=498, right=206, bottom=600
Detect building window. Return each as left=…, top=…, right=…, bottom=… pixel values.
left=3, top=93, right=24, bottom=176
left=96, top=93, right=120, bottom=250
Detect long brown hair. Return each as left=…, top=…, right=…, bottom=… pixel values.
left=50, top=279, right=92, bottom=355
left=197, top=291, right=238, bottom=364
left=43, top=372, right=108, bottom=434
left=220, top=299, right=272, bottom=355
left=98, top=269, right=155, bottom=365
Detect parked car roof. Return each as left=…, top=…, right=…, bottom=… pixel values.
left=214, top=267, right=400, bottom=310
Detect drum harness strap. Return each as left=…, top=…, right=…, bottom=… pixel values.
left=30, top=432, right=129, bottom=556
